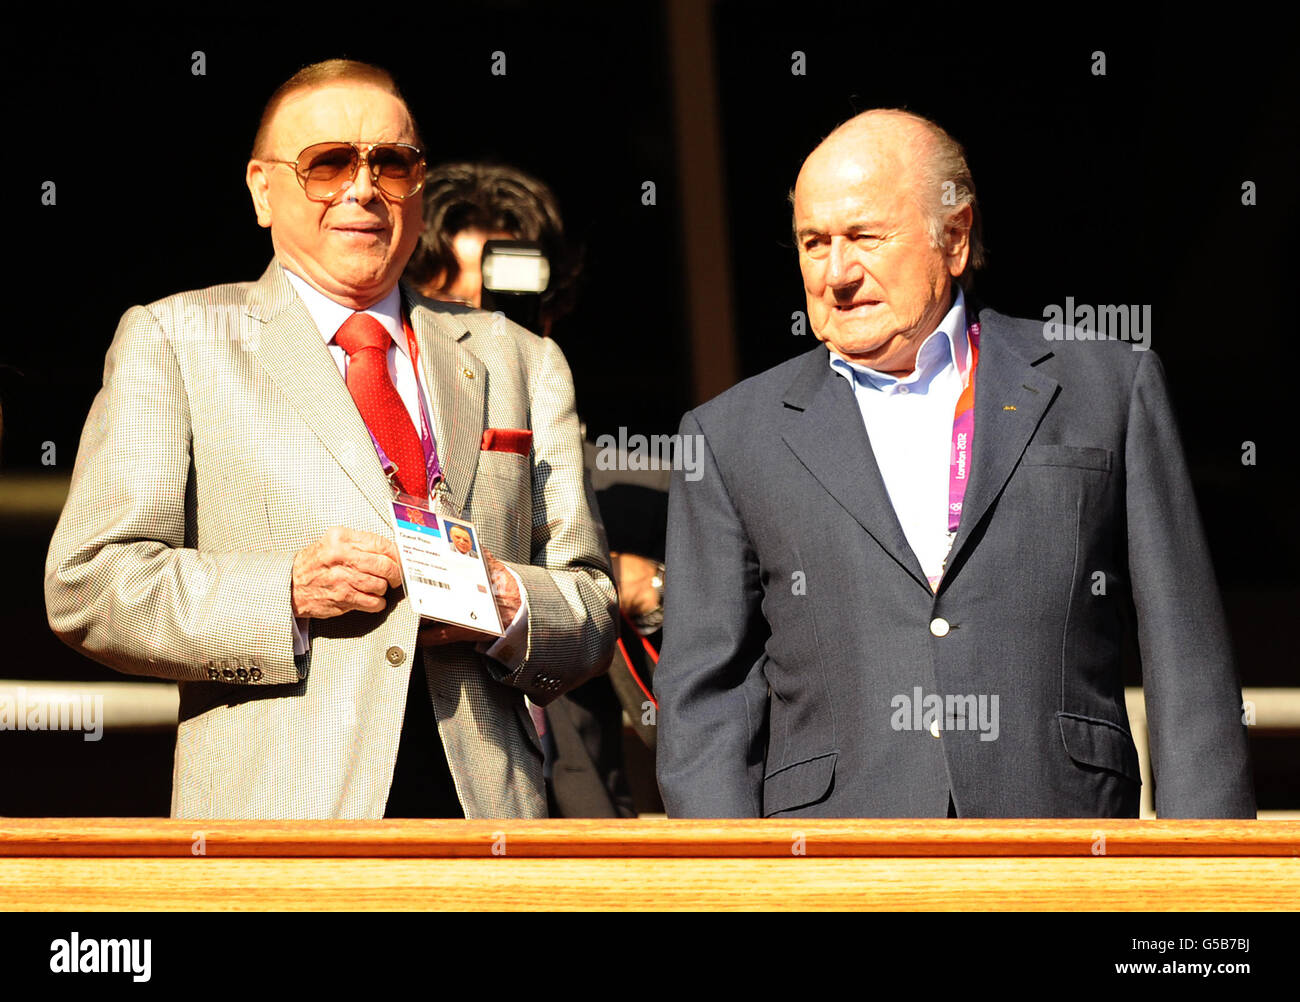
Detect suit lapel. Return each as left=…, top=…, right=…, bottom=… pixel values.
left=244, top=261, right=395, bottom=524
left=403, top=290, right=486, bottom=518
left=781, top=348, right=931, bottom=593
left=939, top=306, right=1059, bottom=586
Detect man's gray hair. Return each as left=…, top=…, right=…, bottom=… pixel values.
left=791, top=108, right=986, bottom=290
left=908, top=112, right=985, bottom=289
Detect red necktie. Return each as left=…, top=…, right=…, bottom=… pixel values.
left=334, top=313, right=427, bottom=499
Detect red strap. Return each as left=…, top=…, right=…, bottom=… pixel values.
left=617, top=611, right=659, bottom=708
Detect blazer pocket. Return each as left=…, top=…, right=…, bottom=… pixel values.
left=1021, top=444, right=1112, bottom=472
left=762, top=751, right=837, bottom=816
left=1057, top=712, right=1141, bottom=783
left=475, top=447, right=532, bottom=488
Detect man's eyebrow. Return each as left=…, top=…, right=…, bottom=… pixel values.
left=795, top=220, right=886, bottom=239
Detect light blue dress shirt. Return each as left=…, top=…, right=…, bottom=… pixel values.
left=828, top=287, right=971, bottom=588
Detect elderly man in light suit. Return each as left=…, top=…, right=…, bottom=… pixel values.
left=45, top=60, right=616, bottom=819
left=655, top=109, right=1254, bottom=819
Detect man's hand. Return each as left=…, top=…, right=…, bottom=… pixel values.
left=610, top=551, right=662, bottom=618
left=291, top=527, right=403, bottom=619
left=418, top=550, right=521, bottom=646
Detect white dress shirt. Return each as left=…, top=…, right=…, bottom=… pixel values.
left=829, top=287, right=971, bottom=588
left=282, top=266, right=529, bottom=666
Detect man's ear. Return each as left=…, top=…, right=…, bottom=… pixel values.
left=246, top=160, right=273, bottom=229
left=944, top=203, right=972, bottom=278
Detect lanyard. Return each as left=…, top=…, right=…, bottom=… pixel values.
left=359, top=311, right=446, bottom=502
left=947, top=320, right=982, bottom=533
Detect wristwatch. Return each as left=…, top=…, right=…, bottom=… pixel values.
left=634, top=561, right=666, bottom=634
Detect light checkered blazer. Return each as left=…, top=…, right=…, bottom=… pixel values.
left=45, top=260, right=617, bottom=819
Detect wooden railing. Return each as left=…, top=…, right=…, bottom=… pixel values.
left=1, top=819, right=1296, bottom=910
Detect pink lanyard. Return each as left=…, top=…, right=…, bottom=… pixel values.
left=947, top=321, right=982, bottom=533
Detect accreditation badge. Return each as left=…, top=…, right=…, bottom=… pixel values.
left=390, top=494, right=504, bottom=637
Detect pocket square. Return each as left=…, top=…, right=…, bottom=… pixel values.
left=480, top=428, right=533, bottom=456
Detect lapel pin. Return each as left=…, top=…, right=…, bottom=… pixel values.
left=1003, top=405, right=1017, bottom=411
left=462, top=367, right=475, bottom=379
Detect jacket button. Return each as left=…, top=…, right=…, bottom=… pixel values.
left=929, top=617, right=950, bottom=638
left=386, top=646, right=405, bottom=666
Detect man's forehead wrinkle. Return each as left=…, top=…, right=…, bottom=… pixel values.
left=797, top=164, right=908, bottom=225
left=799, top=199, right=898, bottom=235
left=269, top=85, right=416, bottom=153
left=800, top=132, right=910, bottom=195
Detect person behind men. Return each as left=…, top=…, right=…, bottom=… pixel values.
left=406, top=162, right=579, bottom=338
left=655, top=109, right=1253, bottom=819
left=406, top=162, right=663, bottom=816
left=45, top=60, right=616, bottom=819
left=405, top=162, right=665, bottom=639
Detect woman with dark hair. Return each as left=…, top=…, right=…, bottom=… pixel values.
left=405, top=162, right=581, bottom=336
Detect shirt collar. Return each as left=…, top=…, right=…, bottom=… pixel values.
left=281, top=264, right=408, bottom=356
left=829, top=286, right=968, bottom=391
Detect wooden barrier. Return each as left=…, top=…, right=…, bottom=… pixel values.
left=1, top=819, right=1296, bottom=910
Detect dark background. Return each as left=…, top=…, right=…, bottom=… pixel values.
left=2, top=0, right=1296, bottom=811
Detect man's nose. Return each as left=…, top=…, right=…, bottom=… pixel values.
left=825, top=236, right=860, bottom=288
left=339, top=159, right=378, bottom=205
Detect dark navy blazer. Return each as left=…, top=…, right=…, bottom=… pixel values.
left=654, top=300, right=1254, bottom=818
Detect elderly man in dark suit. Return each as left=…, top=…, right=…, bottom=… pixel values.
left=654, top=109, right=1254, bottom=819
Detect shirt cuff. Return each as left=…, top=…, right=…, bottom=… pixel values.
left=292, top=615, right=309, bottom=656
left=477, top=565, right=529, bottom=670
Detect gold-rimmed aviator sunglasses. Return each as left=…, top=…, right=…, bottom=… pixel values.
left=261, top=141, right=426, bottom=201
